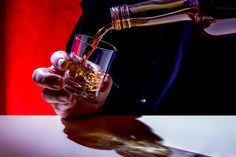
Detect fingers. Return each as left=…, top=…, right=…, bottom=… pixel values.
left=32, top=50, right=69, bottom=90
left=50, top=50, right=70, bottom=71
left=42, top=88, right=73, bottom=103
left=32, top=66, right=64, bottom=90
left=41, top=75, right=113, bottom=119
left=42, top=88, right=77, bottom=116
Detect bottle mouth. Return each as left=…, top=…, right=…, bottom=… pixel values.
left=110, top=5, right=131, bottom=30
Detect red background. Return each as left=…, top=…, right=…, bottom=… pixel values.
left=1, top=0, right=82, bottom=114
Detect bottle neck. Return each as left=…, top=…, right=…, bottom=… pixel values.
left=110, top=0, right=200, bottom=30
left=110, top=0, right=236, bottom=36
left=110, top=5, right=131, bottom=30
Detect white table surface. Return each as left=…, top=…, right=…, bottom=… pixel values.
left=0, top=116, right=235, bottom=157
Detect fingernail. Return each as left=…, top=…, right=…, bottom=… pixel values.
left=104, top=74, right=111, bottom=82
left=58, top=59, right=69, bottom=70
left=58, top=59, right=65, bottom=68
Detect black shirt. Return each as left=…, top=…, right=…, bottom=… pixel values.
left=67, top=0, right=236, bottom=115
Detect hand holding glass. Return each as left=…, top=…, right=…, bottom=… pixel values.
left=63, top=34, right=116, bottom=99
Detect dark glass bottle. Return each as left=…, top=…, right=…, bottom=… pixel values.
left=110, top=0, right=236, bottom=36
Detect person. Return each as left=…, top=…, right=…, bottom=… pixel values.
left=32, top=0, right=236, bottom=118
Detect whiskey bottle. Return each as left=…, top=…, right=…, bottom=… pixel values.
left=110, top=0, right=236, bottom=36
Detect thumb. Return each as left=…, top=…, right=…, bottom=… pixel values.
left=50, top=50, right=70, bottom=71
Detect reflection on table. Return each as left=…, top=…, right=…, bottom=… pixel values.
left=0, top=116, right=235, bottom=157
left=62, top=116, right=171, bottom=157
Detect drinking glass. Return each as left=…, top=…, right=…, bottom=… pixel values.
left=63, top=34, right=116, bottom=99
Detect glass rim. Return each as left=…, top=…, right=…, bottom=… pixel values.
left=74, top=34, right=117, bottom=52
